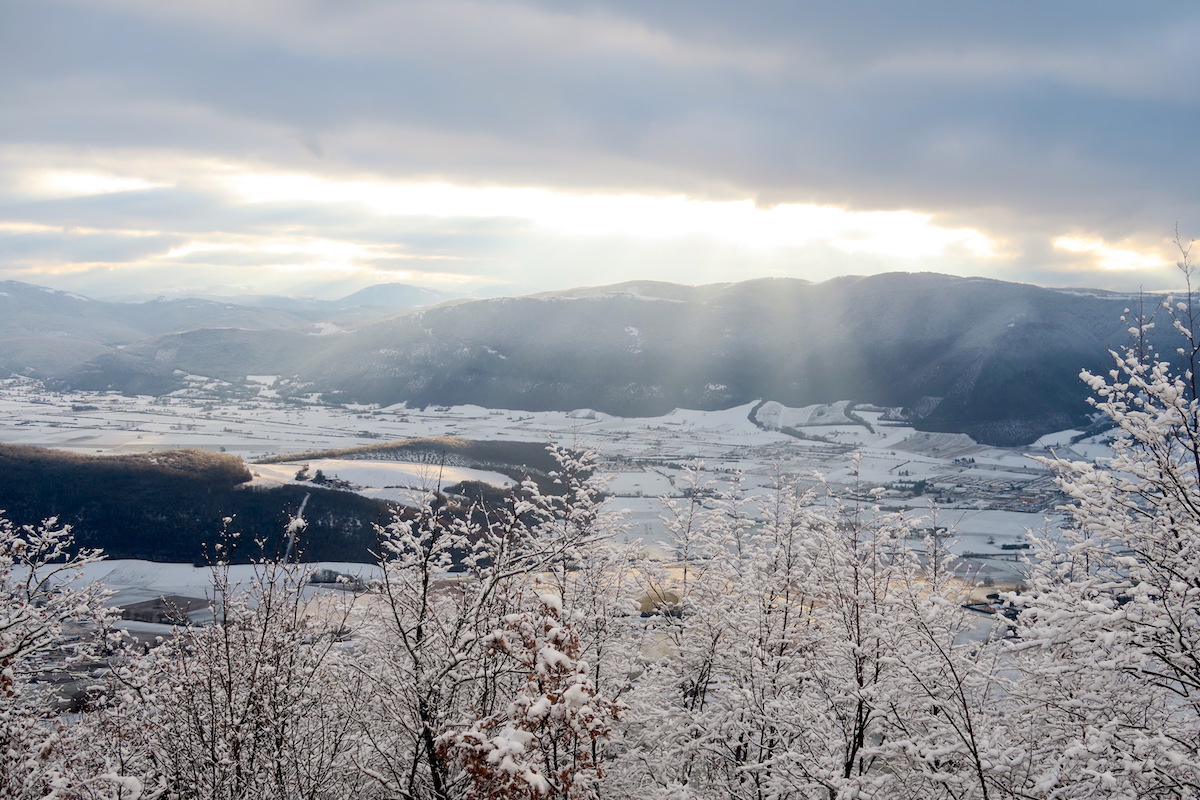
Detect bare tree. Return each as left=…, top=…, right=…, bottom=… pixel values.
left=0, top=514, right=127, bottom=799
left=355, top=446, right=620, bottom=800
left=99, top=543, right=371, bottom=800
left=1006, top=244, right=1200, bottom=798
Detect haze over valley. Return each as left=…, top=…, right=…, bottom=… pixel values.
left=0, top=268, right=1138, bottom=584
left=0, top=272, right=1151, bottom=449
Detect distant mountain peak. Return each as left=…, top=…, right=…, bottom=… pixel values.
left=0, top=280, right=94, bottom=301
left=334, top=283, right=454, bottom=309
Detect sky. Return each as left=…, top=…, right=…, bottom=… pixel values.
left=1, top=0, right=1198, bottom=300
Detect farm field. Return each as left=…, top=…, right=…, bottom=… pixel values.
left=0, top=374, right=1094, bottom=588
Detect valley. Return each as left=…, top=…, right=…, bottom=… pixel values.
left=0, top=371, right=1105, bottom=587
left=2, top=274, right=1154, bottom=447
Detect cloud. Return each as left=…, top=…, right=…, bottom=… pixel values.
left=1053, top=236, right=1172, bottom=272
left=1, top=0, right=1197, bottom=296
left=0, top=223, right=182, bottom=268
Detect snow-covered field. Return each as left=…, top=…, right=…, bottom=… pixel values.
left=0, top=375, right=1110, bottom=595
left=70, top=558, right=384, bottom=637
left=756, top=399, right=858, bottom=429
left=252, top=458, right=514, bottom=504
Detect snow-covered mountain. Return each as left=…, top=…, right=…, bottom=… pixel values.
left=7, top=273, right=1158, bottom=445
left=0, top=280, right=455, bottom=380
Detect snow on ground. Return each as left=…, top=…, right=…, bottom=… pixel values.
left=0, top=376, right=1110, bottom=592
left=1037, top=430, right=1117, bottom=463
left=307, top=322, right=343, bottom=336
left=0, top=384, right=782, bottom=462
left=1034, top=428, right=1082, bottom=448
left=756, top=399, right=857, bottom=429
left=648, top=402, right=763, bottom=434
left=252, top=459, right=515, bottom=495
left=76, top=558, right=384, bottom=602
left=605, top=471, right=675, bottom=497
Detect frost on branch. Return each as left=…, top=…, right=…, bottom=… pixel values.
left=439, top=596, right=622, bottom=800
left=95, top=553, right=370, bottom=800
left=0, top=513, right=123, bottom=798
left=1014, top=248, right=1200, bottom=799
left=353, top=442, right=632, bottom=800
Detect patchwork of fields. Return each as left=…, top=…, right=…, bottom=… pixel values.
left=0, top=374, right=1099, bottom=587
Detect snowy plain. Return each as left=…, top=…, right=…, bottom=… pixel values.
left=0, top=375, right=1104, bottom=598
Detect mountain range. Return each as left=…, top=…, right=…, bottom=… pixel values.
left=0, top=273, right=1163, bottom=445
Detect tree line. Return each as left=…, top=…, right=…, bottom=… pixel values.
left=0, top=446, right=394, bottom=563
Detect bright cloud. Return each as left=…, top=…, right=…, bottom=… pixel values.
left=1, top=1, right=1197, bottom=297
left=163, top=235, right=477, bottom=284
left=0, top=221, right=166, bottom=238
left=35, top=171, right=171, bottom=198
left=1053, top=236, right=1170, bottom=271
left=223, top=172, right=999, bottom=261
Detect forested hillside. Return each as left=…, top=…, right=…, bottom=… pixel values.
left=41, top=273, right=1152, bottom=445
left=0, top=445, right=393, bottom=562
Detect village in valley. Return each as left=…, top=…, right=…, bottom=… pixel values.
left=0, top=371, right=1103, bottom=599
